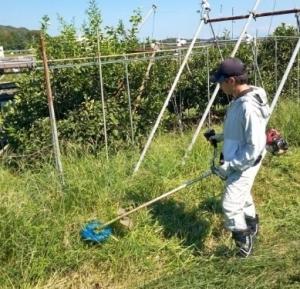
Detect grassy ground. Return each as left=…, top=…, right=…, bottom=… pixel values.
left=0, top=126, right=299, bottom=289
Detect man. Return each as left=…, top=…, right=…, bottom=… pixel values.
left=208, top=57, right=270, bottom=258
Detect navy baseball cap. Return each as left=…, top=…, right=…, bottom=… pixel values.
left=211, top=57, right=247, bottom=83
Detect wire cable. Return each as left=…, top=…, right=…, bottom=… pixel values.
left=267, top=0, right=277, bottom=35
left=151, top=5, right=157, bottom=39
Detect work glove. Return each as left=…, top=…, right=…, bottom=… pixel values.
left=211, top=161, right=231, bottom=180
left=204, top=129, right=223, bottom=147
left=208, top=133, right=224, bottom=144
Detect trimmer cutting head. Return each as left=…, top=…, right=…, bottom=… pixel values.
left=80, top=147, right=217, bottom=245
left=80, top=220, right=112, bottom=244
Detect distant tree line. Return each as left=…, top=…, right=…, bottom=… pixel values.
left=0, top=25, right=39, bottom=50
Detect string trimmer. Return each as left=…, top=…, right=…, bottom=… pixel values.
left=81, top=133, right=218, bottom=244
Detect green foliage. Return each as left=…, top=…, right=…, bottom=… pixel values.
left=257, top=24, right=299, bottom=96
left=0, top=1, right=144, bottom=160
left=268, top=99, right=300, bottom=146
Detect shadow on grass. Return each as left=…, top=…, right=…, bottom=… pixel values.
left=197, top=195, right=223, bottom=215
left=124, top=188, right=223, bottom=249
left=151, top=199, right=210, bottom=248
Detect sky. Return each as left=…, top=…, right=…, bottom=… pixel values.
left=0, top=0, right=299, bottom=40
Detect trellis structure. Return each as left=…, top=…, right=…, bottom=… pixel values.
left=22, top=1, right=299, bottom=181
left=132, top=0, right=300, bottom=172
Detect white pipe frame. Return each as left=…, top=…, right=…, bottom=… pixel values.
left=138, top=4, right=157, bottom=32
left=133, top=1, right=210, bottom=174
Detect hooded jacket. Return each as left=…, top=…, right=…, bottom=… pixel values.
left=222, top=86, right=270, bottom=172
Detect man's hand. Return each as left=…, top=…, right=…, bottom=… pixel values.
left=209, top=134, right=223, bottom=143
left=204, top=129, right=223, bottom=147
left=211, top=161, right=231, bottom=180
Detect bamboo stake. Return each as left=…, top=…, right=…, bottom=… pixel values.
left=40, top=34, right=64, bottom=184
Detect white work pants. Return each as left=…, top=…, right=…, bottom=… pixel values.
left=222, top=162, right=262, bottom=231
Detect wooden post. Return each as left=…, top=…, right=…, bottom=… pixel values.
left=40, top=34, right=64, bottom=184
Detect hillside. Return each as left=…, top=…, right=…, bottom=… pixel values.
left=0, top=25, right=39, bottom=50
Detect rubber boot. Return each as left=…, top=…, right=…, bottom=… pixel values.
left=232, top=229, right=253, bottom=258
left=245, top=214, right=259, bottom=239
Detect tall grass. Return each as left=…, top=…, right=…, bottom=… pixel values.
left=0, top=101, right=299, bottom=288
left=269, top=99, right=300, bottom=146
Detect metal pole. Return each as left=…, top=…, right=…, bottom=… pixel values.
left=254, top=37, right=257, bottom=86
left=97, top=29, right=109, bottom=160
left=138, top=4, right=157, bottom=32
left=269, top=37, right=300, bottom=116
left=208, top=20, right=223, bottom=60
left=207, top=8, right=300, bottom=23
left=275, top=36, right=278, bottom=90
left=297, top=43, right=300, bottom=104
left=178, top=49, right=184, bottom=134
left=40, top=34, right=64, bottom=184
left=232, top=7, right=234, bottom=39
left=124, top=56, right=135, bottom=144
left=296, top=13, right=300, bottom=104
left=206, top=46, right=211, bottom=127
left=151, top=5, right=156, bottom=39
left=252, top=34, right=265, bottom=89
left=183, top=0, right=261, bottom=162
left=133, top=18, right=206, bottom=174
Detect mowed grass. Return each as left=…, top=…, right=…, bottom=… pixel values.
left=0, top=101, right=300, bottom=289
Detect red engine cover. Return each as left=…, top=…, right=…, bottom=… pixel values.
left=266, top=128, right=281, bottom=145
